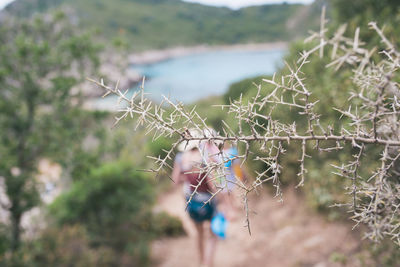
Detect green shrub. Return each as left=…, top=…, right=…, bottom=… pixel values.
left=49, top=160, right=155, bottom=266
left=1, top=225, right=125, bottom=267
left=152, top=211, right=186, bottom=238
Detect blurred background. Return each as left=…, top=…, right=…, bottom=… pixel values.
left=0, top=0, right=399, bottom=266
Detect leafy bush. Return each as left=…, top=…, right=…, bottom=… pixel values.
left=152, top=211, right=185, bottom=238
left=1, top=225, right=122, bottom=267
left=22, top=225, right=102, bottom=267
left=49, top=160, right=155, bottom=266
left=48, top=160, right=184, bottom=266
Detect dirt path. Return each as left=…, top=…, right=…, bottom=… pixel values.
left=151, top=187, right=362, bottom=267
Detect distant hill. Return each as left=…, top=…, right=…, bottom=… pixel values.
left=4, top=0, right=321, bottom=50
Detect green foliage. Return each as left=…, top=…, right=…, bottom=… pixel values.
left=50, top=160, right=154, bottom=231
left=50, top=161, right=155, bottom=266
left=367, top=240, right=400, bottom=267
left=329, top=252, right=347, bottom=265
left=223, top=76, right=268, bottom=105
left=331, top=0, right=400, bottom=49
left=3, top=225, right=120, bottom=267
left=19, top=226, right=104, bottom=267
left=5, top=0, right=320, bottom=50
left=147, top=136, right=173, bottom=159
left=48, top=160, right=185, bottom=266
left=187, top=96, right=227, bottom=134
left=151, top=211, right=186, bottom=238
left=332, top=0, right=400, bottom=27
left=0, top=224, right=10, bottom=257
left=0, top=11, right=100, bottom=251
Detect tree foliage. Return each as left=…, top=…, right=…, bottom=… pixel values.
left=0, top=11, right=100, bottom=251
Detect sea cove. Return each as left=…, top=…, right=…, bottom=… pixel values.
left=132, top=48, right=286, bottom=103
left=90, top=46, right=287, bottom=110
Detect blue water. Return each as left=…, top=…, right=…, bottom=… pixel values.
left=133, top=49, right=285, bottom=103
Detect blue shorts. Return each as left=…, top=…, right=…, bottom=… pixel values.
left=186, top=193, right=216, bottom=222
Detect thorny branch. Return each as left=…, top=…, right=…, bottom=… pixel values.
left=90, top=17, right=400, bottom=244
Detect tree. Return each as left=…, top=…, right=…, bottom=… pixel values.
left=0, top=11, right=100, bottom=251
left=90, top=10, right=400, bottom=245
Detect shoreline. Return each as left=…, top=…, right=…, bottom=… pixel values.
left=85, top=42, right=288, bottom=110
left=128, top=42, right=288, bottom=65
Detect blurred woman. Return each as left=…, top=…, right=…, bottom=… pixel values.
left=173, top=133, right=219, bottom=267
